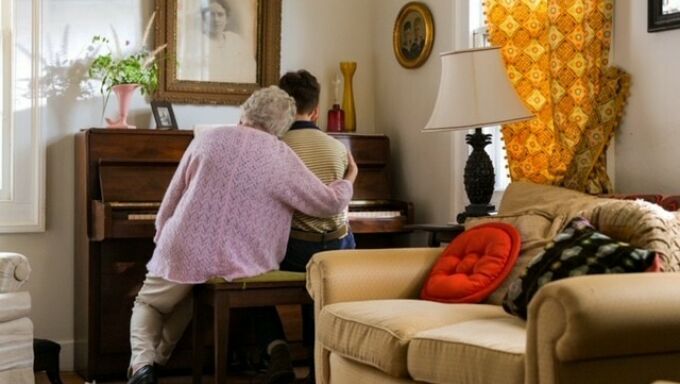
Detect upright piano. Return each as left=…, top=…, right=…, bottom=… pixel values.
left=74, top=128, right=193, bottom=380
left=329, top=133, right=414, bottom=247
left=74, top=128, right=413, bottom=380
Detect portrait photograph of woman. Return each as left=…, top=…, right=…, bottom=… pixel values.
left=176, top=0, right=257, bottom=84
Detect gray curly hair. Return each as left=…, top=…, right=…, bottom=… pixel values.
left=240, top=86, right=296, bottom=137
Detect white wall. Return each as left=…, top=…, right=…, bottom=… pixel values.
left=613, top=1, right=680, bottom=193
left=0, top=0, right=377, bottom=369
left=372, top=0, right=456, bottom=224
left=282, top=2, right=376, bottom=132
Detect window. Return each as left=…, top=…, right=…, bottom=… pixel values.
left=0, top=0, right=44, bottom=233
left=0, top=0, right=10, bottom=201
left=470, top=0, right=510, bottom=194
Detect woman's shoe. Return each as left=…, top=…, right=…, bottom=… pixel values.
left=127, top=365, right=157, bottom=384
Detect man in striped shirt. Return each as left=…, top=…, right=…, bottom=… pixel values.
left=280, top=70, right=356, bottom=269
left=279, top=70, right=356, bottom=383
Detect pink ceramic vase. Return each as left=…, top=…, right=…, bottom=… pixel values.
left=106, top=84, right=139, bottom=128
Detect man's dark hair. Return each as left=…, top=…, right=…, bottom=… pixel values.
left=278, top=70, right=320, bottom=115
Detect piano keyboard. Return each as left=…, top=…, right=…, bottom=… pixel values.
left=128, top=214, right=157, bottom=221
left=130, top=212, right=403, bottom=221
left=111, top=202, right=161, bottom=208
left=348, top=211, right=402, bottom=219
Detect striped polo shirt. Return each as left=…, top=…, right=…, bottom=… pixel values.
left=282, top=121, right=349, bottom=233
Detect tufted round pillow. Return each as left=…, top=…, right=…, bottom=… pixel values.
left=420, top=222, right=521, bottom=303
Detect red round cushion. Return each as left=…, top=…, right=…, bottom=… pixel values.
left=420, top=222, right=521, bottom=303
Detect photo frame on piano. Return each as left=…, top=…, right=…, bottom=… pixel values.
left=151, top=100, right=178, bottom=130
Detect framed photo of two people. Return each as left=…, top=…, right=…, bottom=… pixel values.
left=155, top=0, right=281, bottom=105
left=393, top=2, right=435, bottom=69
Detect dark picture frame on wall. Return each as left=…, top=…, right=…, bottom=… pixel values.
left=155, top=0, right=282, bottom=105
left=151, top=100, right=178, bottom=130
left=648, top=0, right=680, bottom=32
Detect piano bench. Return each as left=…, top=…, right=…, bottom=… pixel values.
left=191, top=271, right=312, bottom=384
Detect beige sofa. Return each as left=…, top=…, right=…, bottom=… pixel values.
left=307, top=182, right=680, bottom=384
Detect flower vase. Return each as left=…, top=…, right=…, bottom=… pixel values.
left=340, top=62, right=357, bottom=132
left=105, top=84, right=139, bottom=128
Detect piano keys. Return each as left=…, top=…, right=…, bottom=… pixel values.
left=329, top=132, right=414, bottom=247
left=90, top=158, right=178, bottom=241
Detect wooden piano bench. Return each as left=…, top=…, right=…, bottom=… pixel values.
left=192, top=271, right=312, bottom=384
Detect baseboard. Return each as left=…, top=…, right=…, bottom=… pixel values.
left=54, top=339, right=74, bottom=370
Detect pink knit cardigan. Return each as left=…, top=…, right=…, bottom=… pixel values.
left=146, top=125, right=353, bottom=283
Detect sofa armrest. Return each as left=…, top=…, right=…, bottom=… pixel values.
left=526, top=273, right=680, bottom=384
left=0, top=252, right=31, bottom=293
left=306, top=247, right=441, bottom=308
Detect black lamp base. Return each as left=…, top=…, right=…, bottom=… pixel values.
left=456, top=128, right=496, bottom=224
left=456, top=203, right=496, bottom=224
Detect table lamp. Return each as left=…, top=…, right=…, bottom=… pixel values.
left=424, top=47, right=533, bottom=223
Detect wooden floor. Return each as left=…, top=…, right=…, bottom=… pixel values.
left=36, top=368, right=309, bottom=384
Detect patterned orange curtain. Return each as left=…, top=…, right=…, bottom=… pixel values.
left=485, top=0, right=630, bottom=194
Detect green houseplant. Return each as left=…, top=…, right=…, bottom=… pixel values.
left=88, top=12, right=165, bottom=127
left=88, top=35, right=161, bottom=96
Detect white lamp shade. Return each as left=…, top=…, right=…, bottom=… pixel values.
left=424, top=47, right=533, bottom=132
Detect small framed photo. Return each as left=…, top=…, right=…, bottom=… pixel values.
left=649, top=0, right=680, bottom=32
left=393, top=2, right=435, bottom=69
left=151, top=100, right=178, bottom=130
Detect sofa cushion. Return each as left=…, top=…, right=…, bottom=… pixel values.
left=408, top=317, right=525, bottom=384
left=420, top=222, right=521, bottom=304
left=0, top=317, right=33, bottom=372
left=317, top=299, right=507, bottom=378
left=465, top=213, right=566, bottom=305
left=0, top=292, right=31, bottom=323
left=328, top=353, right=414, bottom=384
left=503, top=217, right=659, bottom=319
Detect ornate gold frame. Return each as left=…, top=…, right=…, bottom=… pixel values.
left=155, top=0, right=281, bottom=105
left=393, top=2, right=435, bottom=69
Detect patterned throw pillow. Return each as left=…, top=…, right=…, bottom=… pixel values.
left=502, top=217, right=659, bottom=319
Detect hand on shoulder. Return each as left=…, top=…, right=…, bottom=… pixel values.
left=344, top=151, right=358, bottom=184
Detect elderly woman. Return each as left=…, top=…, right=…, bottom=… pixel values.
left=126, top=86, right=357, bottom=384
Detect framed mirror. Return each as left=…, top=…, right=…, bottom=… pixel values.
left=155, top=0, right=281, bottom=105
left=648, top=0, right=680, bottom=32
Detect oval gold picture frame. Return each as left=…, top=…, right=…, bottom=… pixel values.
left=393, top=2, right=435, bottom=69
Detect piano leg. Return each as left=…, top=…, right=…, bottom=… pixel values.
left=192, top=289, right=205, bottom=384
